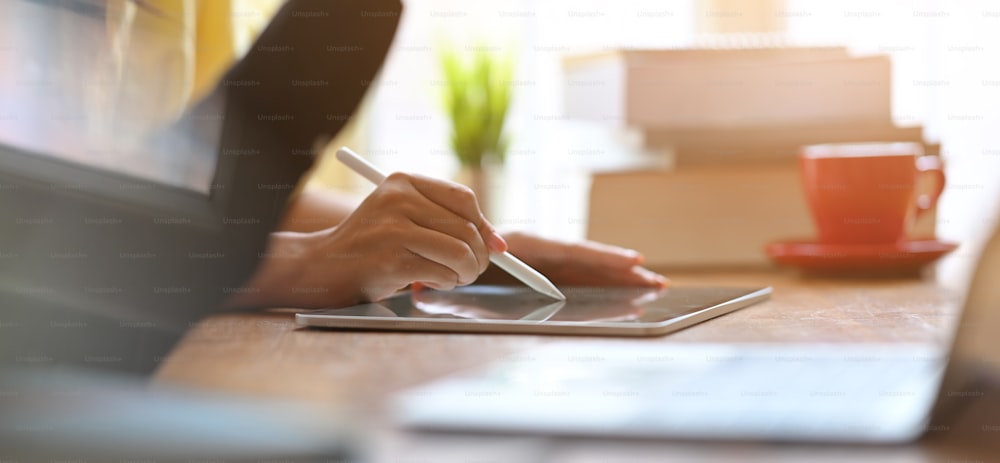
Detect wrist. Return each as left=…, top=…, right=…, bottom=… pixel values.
left=228, top=229, right=370, bottom=309
left=225, top=231, right=308, bottom=309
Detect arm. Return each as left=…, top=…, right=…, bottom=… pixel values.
left=236, top=184, right=667, bottom=310
left=227, top=174, right=506, bottom=309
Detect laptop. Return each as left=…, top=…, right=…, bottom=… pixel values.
left=393, top=218, right=1000, bottom=443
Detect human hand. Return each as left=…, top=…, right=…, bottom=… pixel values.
left=235, top=173, right=506, bottom=309
left=476, top=232, right=668, bottom=288
left=325, top=172, right=510, bottom=300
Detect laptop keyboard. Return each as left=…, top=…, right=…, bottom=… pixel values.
left=396, top=342, right=946, bottom=440
left=626, top=350, right=942, bottom=435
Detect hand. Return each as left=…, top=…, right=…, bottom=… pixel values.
left=232, top=172, right=507, bottom=309
left=476, top=232, right=668, bottom=288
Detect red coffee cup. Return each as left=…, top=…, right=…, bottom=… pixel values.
left=799, top=142, right=945, bottom=244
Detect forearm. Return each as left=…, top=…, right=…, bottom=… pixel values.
left=279, top=188, right=360, bottom=232
left=228, top=188, right=367, bottom=309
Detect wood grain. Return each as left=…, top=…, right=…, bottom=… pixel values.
left=154, top=270, right=993, bottom=462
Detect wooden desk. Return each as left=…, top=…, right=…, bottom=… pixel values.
left=154, top=270, right=997, bottom=462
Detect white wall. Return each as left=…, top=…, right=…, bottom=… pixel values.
left=364, top=0, right=1000, bottom=271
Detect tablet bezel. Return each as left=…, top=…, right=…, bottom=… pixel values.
left=295, top=286, right=772, bottom=337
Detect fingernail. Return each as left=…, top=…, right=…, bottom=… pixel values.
left=628, top=250, right=645, bottom=264
left=637, top=267, right=668, bottom=287
left=489, top=232, right=508, bottom=253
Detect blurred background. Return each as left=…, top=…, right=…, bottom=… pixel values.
left=5, top=0, right=997, bottom=282
left=307, top=0, right=1000, bottom=286
left=3, top=1, right=999, bottom=460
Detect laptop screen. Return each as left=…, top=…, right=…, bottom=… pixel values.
left=0, top=0, right=219, bottom=193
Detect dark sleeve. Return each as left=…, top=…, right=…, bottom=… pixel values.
left=0, top=0, right=402, bottom=374
left=175, top=0, right=404, bottom=308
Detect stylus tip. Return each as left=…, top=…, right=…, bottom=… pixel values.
left=541, top=286, right=567, bottom=301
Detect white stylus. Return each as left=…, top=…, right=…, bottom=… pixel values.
left=335, top=147, right=566, bottom=301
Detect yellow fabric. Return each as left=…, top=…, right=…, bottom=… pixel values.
left=191, top=0, right=285, bottom=102
left=111, top=0, right=284, bottom=123
left=111, top=0, right=357, bottom=191
left=191, top=0, right=235, bottom=103
left=106, top=0, right=192, bottom=126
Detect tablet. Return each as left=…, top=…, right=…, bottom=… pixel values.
left=295, top=285, right=771, bottom=337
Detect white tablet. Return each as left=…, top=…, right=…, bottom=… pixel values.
left=295, top=285, right=771, bottom=337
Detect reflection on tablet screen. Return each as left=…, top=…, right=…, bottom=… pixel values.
left=360, top=286, right=758, bottom=324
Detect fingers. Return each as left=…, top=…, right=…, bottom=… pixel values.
left=629, top=266, right=670, bottom=288
left=393, top=250, right=461, bottom=291
left=403, top=225, right=483, bottom=285
left=577, top=261, right=667, bottom=288
left=351, top=172, right=502, bottom=293
left=406, top=198, right=491, bottom=275
left=506, top=232, right=643, bottom=269
left=555, top=240, right=644, bottom=270
left=570, top=242, right=644, bottom=269
left=503, top=232, right=667, bottom=288
left=574, top=240, right=646, bottom=268
left=547, top=264, right=668, bottom=288
left=608, top=266, right=669, bottom=287
left=363, top=255, right=461, bottom=302
left=395, top=173, right=507, bottom=253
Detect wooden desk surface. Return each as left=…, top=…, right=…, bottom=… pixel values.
left=154, top=270, right=997, bottom=462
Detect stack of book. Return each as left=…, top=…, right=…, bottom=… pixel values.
left=567, top=47, right=936, bottom=268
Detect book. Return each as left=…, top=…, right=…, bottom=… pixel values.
left=563, top=47, right=849, bottom=68
left=564, top=49, right=891, bottom=130
left=645, top=124, right=927, bottom=166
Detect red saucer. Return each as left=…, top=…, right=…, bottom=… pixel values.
left=765, top=239, right=959, bottom=275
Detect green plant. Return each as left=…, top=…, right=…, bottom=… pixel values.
left=438, top=43, right=515, bottom=168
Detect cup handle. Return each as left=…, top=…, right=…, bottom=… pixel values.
left=915, top=155, right=946, bottom=219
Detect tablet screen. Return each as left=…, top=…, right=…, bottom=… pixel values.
left=314, top=285, right=767, bottom=325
